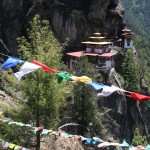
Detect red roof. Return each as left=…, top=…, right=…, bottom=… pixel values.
left=66, top=51, right=85, bottom=57
left=66, top=51, right=117, bottom=58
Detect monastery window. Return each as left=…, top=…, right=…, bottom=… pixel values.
left=127, top=39, right=131, bottom=46
left=88, top=56, right=96, bottom=63
left=91, top=48, right=95, bottom=53
left=86, top=47, right=92, bottom=52
left=72, top=60, right=78, bottom=68
left=97, top=58, right=106, bottom=67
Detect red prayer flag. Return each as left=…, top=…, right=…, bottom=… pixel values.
left=73, top=136, right=80, bottom=142
left=55, top=131, right=61, bottom=136
left=32, top=60, right=59, bottom=73
left=126, top=92, right=150, bottom=102
left=136, top=145, right=145, bottom=150
left=37, top=126, right=44, bottom=131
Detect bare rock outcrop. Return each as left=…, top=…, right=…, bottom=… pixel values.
left=41, top=136, right=84, bottom=150
left=0, top=0, right=124, bottom=55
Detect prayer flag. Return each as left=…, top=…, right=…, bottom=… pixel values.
left=73, top=136, right=80, bottom=142
left=4, top=142, right=10, bottom=148
left=136, top=145, right=145, bottom=150
left=14, top=145, right=22, bottom=150
left=85, top=138, right=92, bottom=144
left=61, top=133, right=70, bottom=138
left=14, top=62, right=41, bottom=80
left=41, top=129, right=49, bottom=135
left=98, top=85, right=125, bottom=97
left=87, top=82, right=105, bottom=91
left=1, top=57, right=24, bottom=70
left=120, top=140, right=130, bottom=147
left=56, top=72, right=71, bottom=84
left=126, top=92, right=150, bottom=102
left=129, top=146, right=138, bottom=150
left=92, top=137, right=103, bottom=144
left=80, top=136, right=87, bottom=141
left=32, top=60, right=59, bottom=73
left=2, top=141, right=6, bottom=148
left=92, top=139, right=100, bottom=145
left=71, top=76, right=92, bottom=83
left=109, top=142, right=121, bottom=146
left=22, top=148, right=29, bottom=150
left=48, top=130, right=53, bottom=133
left=98, top=142, right=110, bottom=148
left=145, top=145, right=150, bottom=150
left=9, top=144, right=16, bottom=149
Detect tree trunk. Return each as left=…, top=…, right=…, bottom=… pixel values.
left=36, top=133, right=41, bottom=150
left=36, top=104, right=40, bottom=150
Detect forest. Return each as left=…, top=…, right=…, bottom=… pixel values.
left=121, top=0, right=150, bottom=88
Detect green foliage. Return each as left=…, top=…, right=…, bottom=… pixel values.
left=134, top=36, right=150, bottom=89
left=69, top=57, right=104, bottom=135
left=17, top=15, right=68, bottom=129
left=15, top=15, right=70, bottom=149
left=120, top=0, right=150, bottom=88
left=120, top=0, right=150, bottom=41
left=122, top=49, right=140, bottom=91
left=0, top=124, right=33, bottom=147
left=117, top=73, right=125, bottom=86
left=132, top=128, right=148, bottom=146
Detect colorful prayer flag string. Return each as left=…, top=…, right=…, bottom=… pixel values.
left=1, top=57, right=150, bottom=105
left=1, top=114, right=150, bottom=149
left=0, top=138, right=30, bottom=150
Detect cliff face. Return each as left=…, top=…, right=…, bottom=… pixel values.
left=0, top=0, right=124, bottom=55
left=100, top=67, right=146, bottom=144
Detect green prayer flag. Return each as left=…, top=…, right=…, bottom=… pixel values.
left=14, top=145, right=22, bottom=150
left=56, top=72, right=71, bottom=84
left=145, top=145, right=150, bottom=150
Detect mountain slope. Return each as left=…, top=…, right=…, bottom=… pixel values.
left=120, top=0, right=150, bottom=41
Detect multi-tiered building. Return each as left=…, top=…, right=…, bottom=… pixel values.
left=66, top=28, right=133, bottom=72
left=122, top=28, right=134, bottom=49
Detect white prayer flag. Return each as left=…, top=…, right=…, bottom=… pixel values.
left=14, top=62, right=41, bottom=80
left=98, top=85, right=125, bottom=97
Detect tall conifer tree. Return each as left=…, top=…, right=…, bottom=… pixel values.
left=17, top=15, right=67, bottom=150
left=122, top=49, right=140, bottom=91
left=69, top=57, right=104, bottom=135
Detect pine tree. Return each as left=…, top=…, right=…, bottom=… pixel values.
left=69, top=57, right=104, bottom=135
left=122, top=48, right=140, bottom=91
left=17, top=15, right=68, bottom=150
left=132, top=128, right=148, bottom=147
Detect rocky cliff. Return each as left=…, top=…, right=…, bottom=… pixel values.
left=0, top=0, right=124, bottom=55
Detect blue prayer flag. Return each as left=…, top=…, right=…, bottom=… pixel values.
left=1, top=57, right=24, bottom=70
left=85, top=138, right=92, bottom=144
left=120, top=140, right=130, bottom=147
left=87, top=82, right=106, bottom=91
left=92, top=139, right=100, bottom=145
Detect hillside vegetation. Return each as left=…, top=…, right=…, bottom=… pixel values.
left=120, top=0, right=150, bottom=41
left=121, top=0, right=150, bottom=88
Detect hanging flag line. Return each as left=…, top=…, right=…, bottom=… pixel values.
left=0, top=114, right=150, bottom=149
left=0, top=56, right=150, bottom=148
left=0, top=138, right=30, bottom=150
left=0, top=52, right=9, bottom=57
left=0, top=56, right=150, bottom=105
